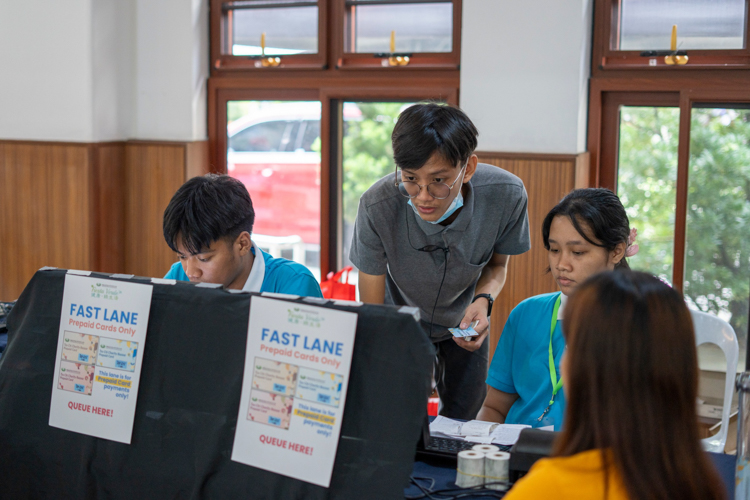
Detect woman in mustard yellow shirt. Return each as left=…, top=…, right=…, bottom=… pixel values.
left=505, top=271, right=725, bottom=500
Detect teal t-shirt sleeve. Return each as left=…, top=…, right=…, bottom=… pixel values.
left=164, top=262, right=188, bottom=281
left=293, top=274, right=323, bottom=298
left=486, top=307, right=518, bottom=394
left=262, top=253, right=323, bottom=297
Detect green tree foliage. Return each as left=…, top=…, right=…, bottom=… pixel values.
left=618, top=106, right=750, bottom=348
left=618, top=107, right=679, bottom=282
left=685, top=109, right=750, bottom=346
left=227, top=101, right=255, bottom=124
left=342, top=102, right=406, bottom=225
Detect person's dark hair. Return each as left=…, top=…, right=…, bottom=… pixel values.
left=557, top=271, right=725, bottom=500
left=542, top=188, right=631, bottom=269
left=163, top=174, right=255, bottom=255
left=391, top=103, right=478, bottom=171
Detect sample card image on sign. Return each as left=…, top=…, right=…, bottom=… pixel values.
left=97, top=338, right=138, bottom=372
left=61, top=331, right=99, bottom=364
left=232, top=297, right=358, bottom=488
left=247, top=389, right=294, bottom=429
left=296, top=368, right=343, bottom=408
left=48, top=275, right=153, bottom=444
left=252, top=358, right=298, bottom=395
left=58, top=360, right=95, bottom=395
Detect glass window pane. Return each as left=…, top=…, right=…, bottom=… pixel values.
left=347, top=3, right=452, bottom=53
left=230, top=3, right=318, bottom=56
left=229, top=120, right=296, bottom=152
left=685, top=107, right=750, bottom=371
left=616, top=106, right=680, bottom=284
left=227, top=100, right=322, bottom=280
left=619, top=0, right=746, bottom=51
left=341, top=102, right=414, bottom=296
left=300, top=120, right=321, bottom=152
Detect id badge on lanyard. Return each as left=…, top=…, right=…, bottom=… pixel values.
left=538, top=294, right=563, bottom=422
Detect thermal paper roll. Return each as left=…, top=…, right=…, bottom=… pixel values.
left=484, top=451, right=510, bottom=491
left=456, top=450, right=485, bottom=488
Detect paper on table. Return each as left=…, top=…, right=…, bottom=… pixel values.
left=489, top=424, right=531, bottom=445
left=460, top=420, right=498, bottom=437
left=429, top=417, right=531, bottom=446
left=429, top=415, right=463, bottom=437
left=464, top=435, right=495, bottom=444
left=539, top=425, right=554, bottom=432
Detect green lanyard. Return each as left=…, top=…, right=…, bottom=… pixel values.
left=538, top=293, right=563, bottom=421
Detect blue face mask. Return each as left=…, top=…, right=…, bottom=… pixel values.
left=408, top=189, right=464, bottom=224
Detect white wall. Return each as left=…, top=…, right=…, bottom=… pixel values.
left=460, top=0, right=593, bottom=154
left=92, top=0, right=135, bottom=142
left=134, top=0, right=208, bottom=141
left=0, top=0, right=208, bottom=143
left=0, top=1, right=94, bottom=141
left=2, top=1, right=588, bottom=147
left=192, top=0, right=209, bottom=141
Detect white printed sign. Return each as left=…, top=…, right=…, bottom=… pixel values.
left=48, top=275, right=153, bottom=444
left=231, top=297, right=358, bottom=487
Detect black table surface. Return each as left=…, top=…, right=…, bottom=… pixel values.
left=405, top=451, right=736, bottom=499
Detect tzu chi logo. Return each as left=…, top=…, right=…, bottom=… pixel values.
left=90, top=283, right=122, bottom=301
left=287, top=307, right=324, bottom=328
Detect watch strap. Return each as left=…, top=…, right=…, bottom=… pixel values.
left=472, top=293, right=493, bottom=317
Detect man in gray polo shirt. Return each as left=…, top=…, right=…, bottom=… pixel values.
left=349, top=103, right=530, bottom=419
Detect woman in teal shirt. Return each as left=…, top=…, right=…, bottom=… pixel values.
left=476, top=188, right=637, bottom=430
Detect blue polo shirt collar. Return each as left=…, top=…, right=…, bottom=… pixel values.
left=242, top=241, right=266, bottom=293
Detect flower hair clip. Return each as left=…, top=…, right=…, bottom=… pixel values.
left=626, top=228, right=639, bottom=257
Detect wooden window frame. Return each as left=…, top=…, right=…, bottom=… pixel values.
left=210, top=0, right=328, bottom=72
left=319, top=87, right=459, bottom=271
left=332, top=0, right=462, bottom=70
left=589, top=80, right=750, bottom=292
left=207, top=75, right=460, bottom=278
left=209, top=0, right=462, bottom=275
left=592, top=0, right=750, bottom=73
left=208, top=87, right=320, bottom=174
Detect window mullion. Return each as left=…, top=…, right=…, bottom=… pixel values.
left=672, top=91, right=693, bottom=292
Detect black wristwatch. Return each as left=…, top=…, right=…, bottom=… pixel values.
left=472, top=293, right=494, bottom=317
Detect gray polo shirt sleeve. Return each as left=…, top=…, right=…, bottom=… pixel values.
left=494, top=185, right=530, bottom=255
left=349, top=199, right=388, bottom=275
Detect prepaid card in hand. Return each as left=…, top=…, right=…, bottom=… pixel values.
left=232, top=297, right=357, bottom=487
left=49, top=275, right=153, bottom=444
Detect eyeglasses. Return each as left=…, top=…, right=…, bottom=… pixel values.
left=394, top=164, right=467, bottom=200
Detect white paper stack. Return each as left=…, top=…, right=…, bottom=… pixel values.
left=429, top=416, right=531, bottom=446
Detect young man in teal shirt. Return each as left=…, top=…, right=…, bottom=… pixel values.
left=163, top=174, right=322, bottom=298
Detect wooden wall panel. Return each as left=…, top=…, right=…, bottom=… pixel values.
left=477, top=152, right=588, bottom=360
left=124, top=143, right=187, bottom=280
left=93, top=143, right=126, bottom=273
left=574, top=153, right=590, bottom=190
left=0, top=139, right=207, bottom=300
left=186, top=140, right=210, bottom=179
left=0, top=142, right=92, bottom=301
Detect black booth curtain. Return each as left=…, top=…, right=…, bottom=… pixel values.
left=0, top=269, right=433, bottom=499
